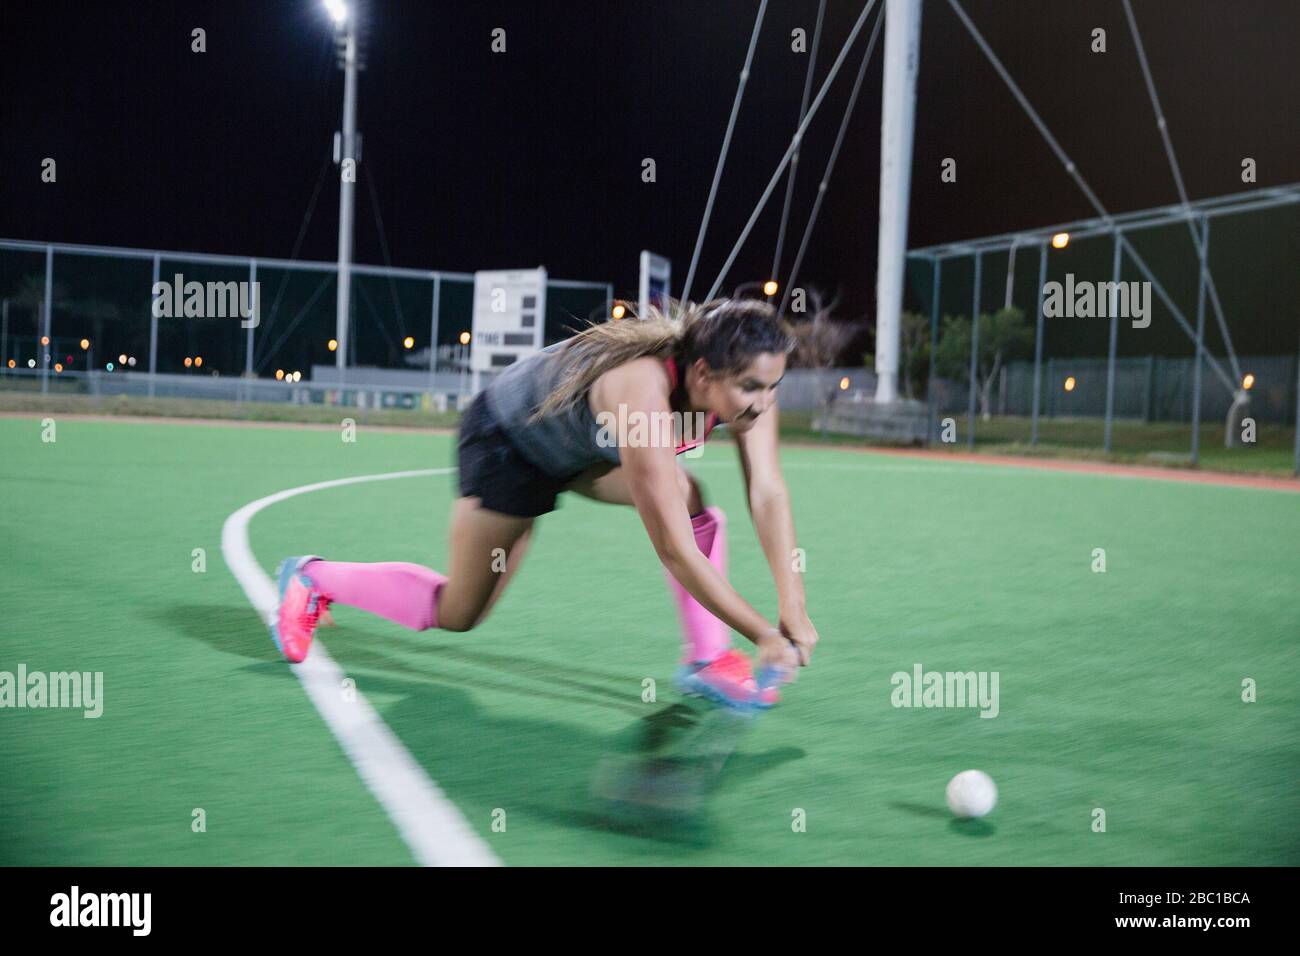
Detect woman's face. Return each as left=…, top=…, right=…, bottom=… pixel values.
left=690, top=352, right=787, bottom=433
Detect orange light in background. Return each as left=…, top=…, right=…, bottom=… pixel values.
left=763, top=280, right=779, bottom=297
left=1051, top=232, right=1070, bottom=250
left=40, top=336, right=50, bottom=346
left=328, top=339, right=338, bottom=352
left=6, top=360, right=14, bottom=369
left=458, top=331, right=471, bottom=345
left=118, top=354, right=127, bottom=364
left=194, top=356, right=203, bottom=368
left=1242, top=373, right=1255, bottom=390
left=611, top=303, right=626, bottom=320
left=1064, top=376, right=1077, bottom=392
left=54, top=363, right=63, bottom=373
left=80, top=339, right=90, bottom=350
left=839, top=376, right=850, bottom=390
left=184, top=357, right=193, bottom=368
left=275, top=369, right=285, bottom=381
left=403, top=336, right=415, bottom=349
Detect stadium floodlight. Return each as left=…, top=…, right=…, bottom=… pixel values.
left=324, top=0, right=347, bottom=25
left=611, top=303, right=626, bottom=320
left=1242, top=373, right=1255, bottom=390
left=1051, top=232, right=1070, bottom=250
left=763, top=280, right=779, bottom=297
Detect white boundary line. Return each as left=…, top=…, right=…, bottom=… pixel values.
left=221, top=467, right=502, bottom=867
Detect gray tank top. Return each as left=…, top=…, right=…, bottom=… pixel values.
left=482, top=343, right=719, bottom=480
left=483, top=342, right=622, bottom=479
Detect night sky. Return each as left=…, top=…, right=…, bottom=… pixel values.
left=3, top=0, right=1298, bottom=351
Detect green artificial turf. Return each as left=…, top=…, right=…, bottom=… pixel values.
left=1, top=415, right=1297, bottom=865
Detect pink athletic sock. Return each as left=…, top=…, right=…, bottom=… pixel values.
left=303, top=560, right=447, bottom=631
left=664, top=506, right=731, bottom=664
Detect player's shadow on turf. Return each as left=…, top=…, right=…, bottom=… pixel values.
left=158, top=604, right=648, bottom=713
left=398, top=634, right=637, bottom=687
left=343, top=672, right=731, bottom=852
left=154, top=604, right=288, bottom=663
left=313, top=624, right=648, bottom=716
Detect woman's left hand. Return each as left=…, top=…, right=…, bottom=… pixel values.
left=780, top=610, right=820, bottom=666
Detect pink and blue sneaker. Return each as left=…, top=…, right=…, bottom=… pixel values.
left=270, top=555, right=332, bottom=664
left=676, top=648, right=781, bottom=711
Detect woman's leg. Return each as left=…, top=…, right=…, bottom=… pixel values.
left=440, top=498, right=535, bottom=631
left=303, top=496, right=533, bottom=634
left=565, top=461, right=704, bottom=514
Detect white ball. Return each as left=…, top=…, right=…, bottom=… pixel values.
left=946, top=769, right=997, bottom=819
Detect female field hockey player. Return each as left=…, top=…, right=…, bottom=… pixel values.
left=271, top=298, right=819, bottom=709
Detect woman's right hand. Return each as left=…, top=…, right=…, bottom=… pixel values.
left=756, top=627, right=800, bottom=683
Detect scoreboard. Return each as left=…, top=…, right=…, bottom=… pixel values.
left=470, top=267, right=547, bottom=390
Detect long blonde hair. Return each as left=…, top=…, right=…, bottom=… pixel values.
left=529, top=298, right=795, bottom=423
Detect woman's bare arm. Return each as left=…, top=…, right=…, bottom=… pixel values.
left=734, top=402, right=819, bottom=665
left=594, top=360, right=777, bottom=646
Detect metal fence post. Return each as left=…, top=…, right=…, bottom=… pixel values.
left=1030, top=242, right=1046, bottom=446
left=429, top=274, right=441, bottom=395
left=927, top=257, right=941, bottom=443
left=1142, top=354, right=1154, bottom=422
left=1190, top=218, right=1209, bottom=466
left=1292, top=335, right=1299, bottom=477
left=245, top=259, right=257, bottom=403
left=41, top=245, right=53, bottom=395
left=1046, top=357, right=1055, bottom=419
left=1103, top=232, right=1122, bottom=453
left=149, top=254, right=160, bottom=398
left=966, top=252, right=982, bottom=448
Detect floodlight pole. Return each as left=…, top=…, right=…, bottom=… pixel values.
left=334, top=10, right=360, bottom=373
left=873, top=0, right=922, bottom=404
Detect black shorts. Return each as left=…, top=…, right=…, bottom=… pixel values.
left=456, top=393, right=571, bottom=518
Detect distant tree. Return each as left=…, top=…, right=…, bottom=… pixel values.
left=899, top=311, right=932, bottom=401
left=932, top=307, right=1031, bottom=419
left=787, top=288, right=855, bottom=369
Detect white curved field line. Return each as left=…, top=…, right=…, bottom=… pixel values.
left=221, top=467, right=501, bottom=867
